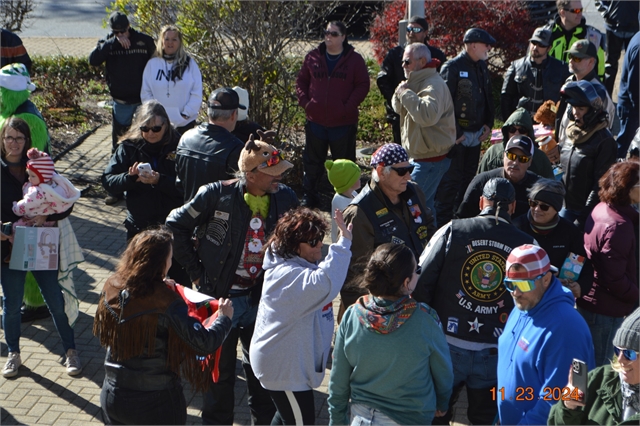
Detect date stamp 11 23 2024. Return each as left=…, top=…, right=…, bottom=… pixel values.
left=490, top=386, right=581, bottom=401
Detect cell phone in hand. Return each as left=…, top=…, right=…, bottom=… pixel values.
left=137, top=163, right=153, bottom=177
left=570, top=358, right=588, bottom=404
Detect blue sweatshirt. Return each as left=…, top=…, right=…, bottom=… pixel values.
left=497, top=277, right=595, bottom=425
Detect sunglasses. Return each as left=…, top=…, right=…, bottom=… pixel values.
left=504, top=274, right=544, bottom=293
left=569, top=55, right=584, bottom=63
left=406, top=27, right=424, bottom=34
left=390, top=165, right=415, bottom=176
left=324, top=30, right=342, bottom=37
left=113, top=29, right=127, bottom=35
left=614, top=347, right=638, bottom=361
left=415, top=265, right=422, bottom=275
left=508, top=126, right=528, bottom=135
left=306, top=233, right=325, bottom=248
left=505, top=151, right=531, bottom=164
left=529, top=199, right=553, bottom=211
left=140, top=125, right=163, bottom=133
left=563, top=8, right=583, bottom=14
left=401, top=59, right=412, bottom=66
left=530, top=41, right=547, bottom=47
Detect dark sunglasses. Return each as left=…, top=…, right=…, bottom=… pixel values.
left=569, top=55, right=584, bottom=63
left=508, top=126, right=528, bottom=135
left=530, top=41, right=547, bottom=47
left=614, top=347, right=638, bottom=361
left=140, top=125, right=163, bottom=133
left=306, top=233, right=325, bottom=248
left=529, top=200, right=552, bottom=212
left=504, top=274, right=544, bottom=293
left=113, top=29, right=127, bottom=35
left=563, top=8, right=583, bottom=14
left=390, top=165, right=415, bottom=176
left=415, top=265, right=422, bottom=275
left=406, top=27, right=424, bottom=34
left=324, top=30, right=342, bottom=37
left=505, top=151, right=531, bottom=164
left=401, top=59, right=412, bottom=66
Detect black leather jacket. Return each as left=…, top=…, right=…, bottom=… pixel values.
left=501, top=55, right=570, bottom=121
left=441, top=51, right=494, bottom=137
left=102, top=133, right=183, bottom=235
left=376, top=43, right=446, bottom=118
left=103, top=299, right=232, bottom=391
left=175, top=123, right=244, bottom=203
left=166, top=179, right=298, bottom=298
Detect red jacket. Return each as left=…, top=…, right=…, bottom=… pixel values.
left=296, top=42, right=370, bottom=127
left=579, top=202, right=639, bottom=317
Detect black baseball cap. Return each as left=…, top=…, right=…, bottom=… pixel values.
left=463, top=28, right=496, bottom=45
left=505, top=135, right=534, bottom=157
left=482, top=178, right=515, bottom=203
left=208, top=87, right=247, bottom=110
left=109, top=11, right=129, bottom=31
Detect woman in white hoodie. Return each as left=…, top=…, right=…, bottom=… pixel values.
left=141, top=25, right=202, bottom=134
left=250, top=207, right=352, bottom=425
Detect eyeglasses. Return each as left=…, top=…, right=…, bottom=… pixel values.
left=505, top=151, right=531, bottom=164
left=415, top=265, right=422, bottom=275
left=140, top=125, right=163, bottom=133
left=563, top=8, right=583, bottom=14
left=504, top=274, right=544, bottom=293
left=324, top=30, right=342, bottom=37
left=258, top=150, right=284, bottom=169
left=306, top=233, right=325, bottom=248
left=530, top=41, right=547, bottom=47
left=569, top=55, right=584, bottom=63
left=529, top=200, right=552, bottom=212
left=614, top=347, right=638, bottom=361
left=3, top=135, right=26, bottom=144
left=508, top=126, right=528, bottom=135
left=406, top=27, right=424, bottom=34
left=390, top=165, right=415, bottom=176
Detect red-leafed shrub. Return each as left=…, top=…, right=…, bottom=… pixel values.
left=370, top=0, right=538, bottom=78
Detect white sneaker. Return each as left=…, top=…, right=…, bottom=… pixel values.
left=65, top=349, right=82, bottom=376
left=3, top=352, right=22, bottom=378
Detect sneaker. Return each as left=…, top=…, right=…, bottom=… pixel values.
left=65, top=349, right=82, bottom=376
left=3, top=352, right=21, bottom=378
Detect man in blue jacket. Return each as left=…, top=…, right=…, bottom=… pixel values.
left=497, top=244, right=595, bottom=425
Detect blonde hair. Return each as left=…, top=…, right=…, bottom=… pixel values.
left=155, top=25, right=190, bottom=81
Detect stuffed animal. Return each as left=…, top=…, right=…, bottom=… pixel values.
left=533, top=100, right=558, bottom=155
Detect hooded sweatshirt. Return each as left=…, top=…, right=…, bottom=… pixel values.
left=328, top=295, right=453, bottom=425
left=497, top=276, right=595, bottom=425
left=249, top=237, right=351, bottom=392
left=477, top=107, right=554, bottom=179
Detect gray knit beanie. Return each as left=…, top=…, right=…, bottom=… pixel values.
left=613, top=308, right=640, bottom=352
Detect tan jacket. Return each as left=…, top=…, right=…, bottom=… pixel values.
left=392, top=67, right=455, bottom=160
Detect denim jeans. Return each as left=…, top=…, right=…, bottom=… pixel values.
left=100, top=378, right=186, bottom=425
left=350, top=403, right=402, bottom=426
left=411, top=157, right=451, bottom=228
left=111, top=101, right=140, bottom=152
left=432, top=343, right=498, bottom=425
left=577, top=306, right=625, bottom=367
left=1, top=264, right=75, bottom=354
left=202, top=290, right=275, bottom=425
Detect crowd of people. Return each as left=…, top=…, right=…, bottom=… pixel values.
left=1, top=1, right=639, bottom=424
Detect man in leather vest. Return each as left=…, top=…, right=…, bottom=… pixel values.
left=167, top=137, right=298, bottom=425
left=342, top=143, right=434, bottom=313
left=414, top=177, right=536, bottom=425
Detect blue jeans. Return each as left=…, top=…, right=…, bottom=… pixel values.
left=577, top=306, right=624, bottom=367
left=1, top=264, right=75, bottom=353
left=411, top=157, right=451, bottom=228
left=432, top=344, right=498, bottom=425
left=350, top=403, right=402, bottom=426
left=100, top=379, right=186, bottom=425
left=202, top=290, right=275, bottom=425
left=111, top=101, right=140, bottom=152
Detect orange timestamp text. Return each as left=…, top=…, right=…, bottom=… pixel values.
left=490, top=386, right=581, bottom=401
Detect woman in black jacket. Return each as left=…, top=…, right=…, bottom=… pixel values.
left=102, top=100, right=188, bottom=282
left=94, top=227, right=233, bottom=425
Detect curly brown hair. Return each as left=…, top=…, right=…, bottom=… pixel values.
left=114, top=226, right=173, bottom=298
left=598, top=161, right=639, bottom=206
left=265, top=207, right=328, bottom=259
left=359, top=243, right=416, bottom=298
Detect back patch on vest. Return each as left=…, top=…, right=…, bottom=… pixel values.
left=460, top=250, right=507, bottom=303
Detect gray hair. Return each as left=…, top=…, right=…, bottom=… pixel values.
left=207, top=107, right=234, bottom=121
left=405, top=42, right=431, bottom=63
left=371, top=166, right=392, bottom=183
left=233, top=169, right=247, bottom=185
left=527, top=178, right=565, bottom=198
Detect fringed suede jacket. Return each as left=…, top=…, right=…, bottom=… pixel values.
left=93, top=276, right=232, bottom=392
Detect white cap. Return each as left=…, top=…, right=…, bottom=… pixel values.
left=232, top=86, right=249, bottom=121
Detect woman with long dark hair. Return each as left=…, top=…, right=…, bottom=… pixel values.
left=94, top=227, right=233, bottom=425
left=328, top=243, right=453, bottom=425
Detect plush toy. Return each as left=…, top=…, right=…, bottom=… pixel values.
left=1, top=63, right=51, bottom=313
left=533, top=100, right=558, bottom=155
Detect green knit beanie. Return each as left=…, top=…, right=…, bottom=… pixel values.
left=613, top=307, right=640, bottom=352
left=325, top=159, right=360, bottom=195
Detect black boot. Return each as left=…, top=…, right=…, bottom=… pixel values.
left=21, top=305, right=51, bottom=322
